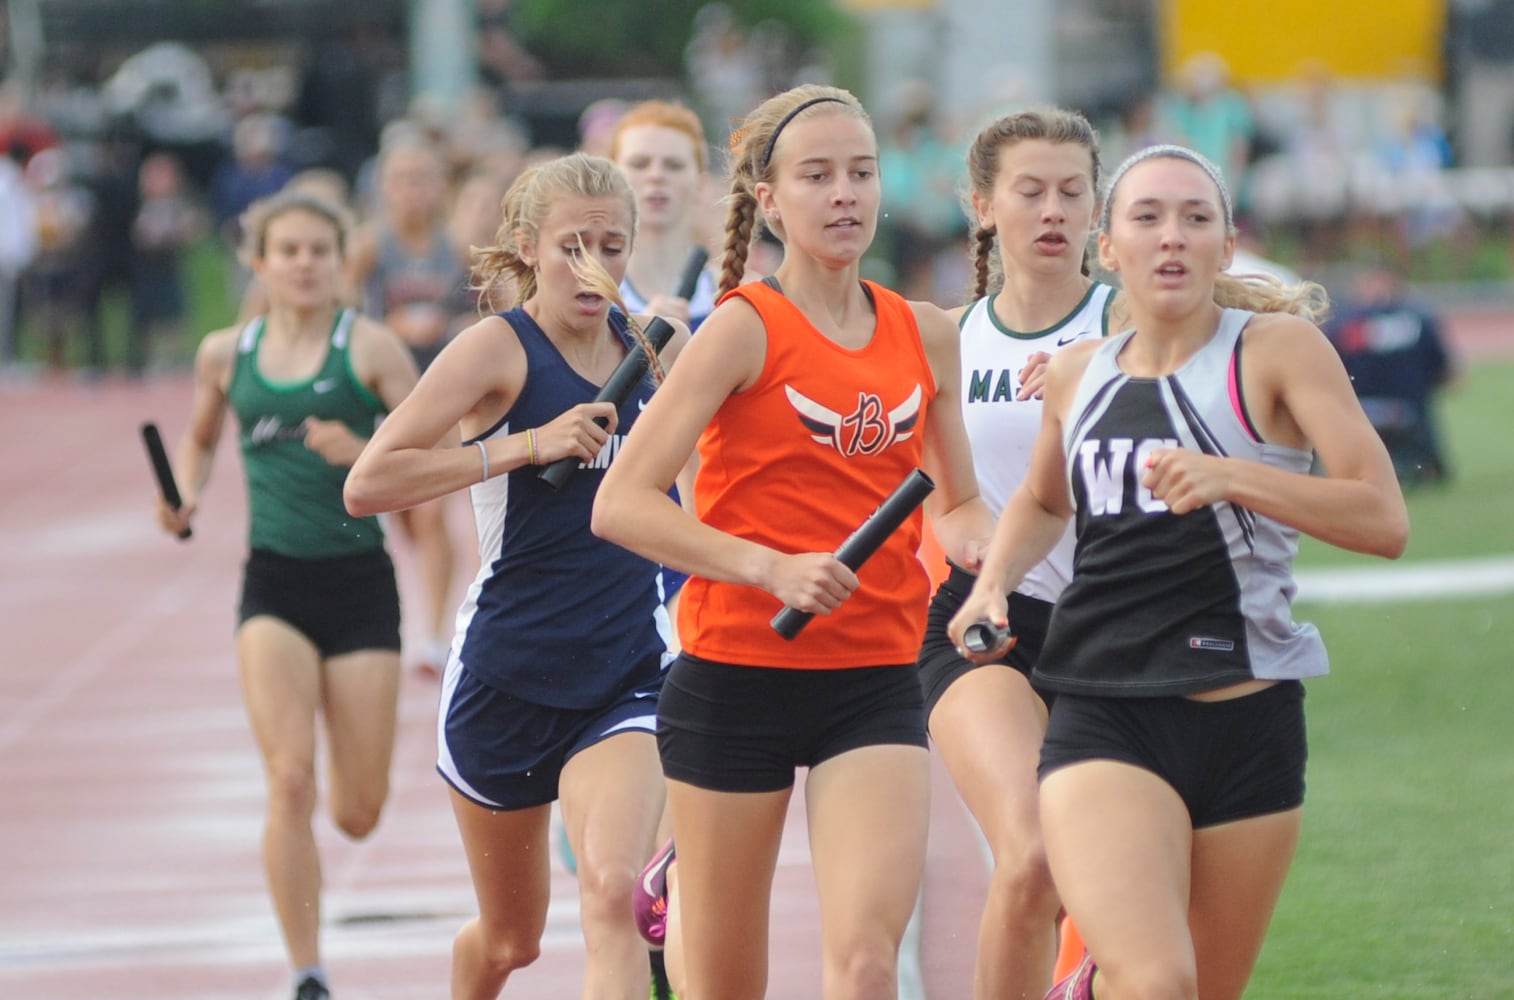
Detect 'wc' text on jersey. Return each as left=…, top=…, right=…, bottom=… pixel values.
left=1078, top=436, right=1180, bottom=515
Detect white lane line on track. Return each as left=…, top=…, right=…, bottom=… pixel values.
left=1295, top=555, right=1514, bottom=603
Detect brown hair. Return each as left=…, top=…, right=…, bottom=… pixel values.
left=471, top=152, right=665, bottom=382
left=964, top=107, right=1101, bottom=300
left=237, top=189, right=352, bottom=268
left=717, top=85, right=873, bottom=296
left=608, top=99, right=709, bottom=173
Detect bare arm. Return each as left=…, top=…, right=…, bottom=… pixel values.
left=593, top=300, right=861, bottom=617
left=1140, top=314, right=1408, bottom=558
left=345, top=314, right=615, bottom=515
left=912, top=300, right=995, bottom=569
left=158, top=329, right=236, bottom=536
left=946, top=343, right=1091, bottom=655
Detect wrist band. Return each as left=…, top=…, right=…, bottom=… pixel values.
left=474, top=439, right=490, bottom=483
left=526, top=428, right=538, bottom=465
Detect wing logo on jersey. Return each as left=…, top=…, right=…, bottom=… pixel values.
left=785, top=383, right=921, bottom=457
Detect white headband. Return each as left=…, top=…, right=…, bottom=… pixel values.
left=1099, top=143, right=1234, bottom=234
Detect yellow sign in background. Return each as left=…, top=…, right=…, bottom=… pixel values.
left=1163, top=0, right=1447, bottom=82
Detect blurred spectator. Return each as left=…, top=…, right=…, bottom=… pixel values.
left=1362, top=84, right=1459, bottom=259
left=456, top=114, right=532, bottom=192
left=0, top=144, right=37, bottom=367
left=576, top=97, right=627, bottom=157
left=76, top=121, right=142, bottom=376
left=348, top=133, right=472, bottom=676
left=99, top=43, right=227, bottom=187
left=877, top=79, right=964, bottom=303
left=1227, top=212, right=1303, bottom=287
left=447, top=166, right=512, bottom=313
left=209, top=113, right=294, bottom=293
left=1324, top=259, right=1460, bottom=486
left=684, top=3, right=764, bottom=149
left=293, top=22, right=391, bottom=184
left=22, top=146, right=91, bottom=373
left=1100, top=89, right=1173, bottom=174
left=476, top=0, right=544, bottom=101
left=127, top=151, right=205, bottom=374
left=1160, top=52, right=1255, bottom=198
left=1271, top=63, right=1355, bottom=267
left=0, top=78, right=59, bottom=167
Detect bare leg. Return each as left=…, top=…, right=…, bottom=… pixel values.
left=1040, top=761, right=1198, bottom=1000
left=806, top=744, right=930, bottom=1000
left=667, top=779, right=790, bottom=999
left=448, top=792, right=552, bottom=999
left=237, top=618, right=325, bottom=971
left=320, top=648, right=401, bottom=838
left=930, top=666, right=1058, bottom=999
left=559, top=731, right=666, bottom=999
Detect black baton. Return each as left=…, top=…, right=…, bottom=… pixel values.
left=771, top=469, right=936, bottom=640
left=538, top=245, right=706, bottom=491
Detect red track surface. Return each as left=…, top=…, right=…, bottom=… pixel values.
left=2, top=304, right=1505, bottom=997
left=0, top=374, right=984, bottom=999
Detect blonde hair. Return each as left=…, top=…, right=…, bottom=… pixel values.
left=237, top=189, right=352, bottom=268
left=718, top=85, right=873, bottom=296
left=1102, top=144, right=1329, bottom=321
left=471, top=152, right=665, bottom=382
left=609, top=99, right=709, bottom=172
left=964, top=107, right=1102, bottom=300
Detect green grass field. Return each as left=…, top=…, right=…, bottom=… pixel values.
left=1252, top=359, right=1514, bottom=997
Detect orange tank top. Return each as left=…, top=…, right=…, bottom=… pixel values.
left=679, top=279, right=937, bottom=669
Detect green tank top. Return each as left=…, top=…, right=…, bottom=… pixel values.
left=228, top=309, right=388, bottom=558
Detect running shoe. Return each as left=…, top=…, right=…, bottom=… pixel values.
left=1044, top=952, right=1096, bottom=1000
left=293, top=975, right=330, bottom=1000
left=633, top=838, right=676, bottom=947
left=650, top=946, right=677, bottom=1000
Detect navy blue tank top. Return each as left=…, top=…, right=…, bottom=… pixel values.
left=454, top=307, right=671, bottom=708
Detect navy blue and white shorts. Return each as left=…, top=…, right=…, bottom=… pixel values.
left=437, top=658, right=661, bottom=811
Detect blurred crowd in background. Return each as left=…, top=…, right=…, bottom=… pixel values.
left=0, top=0, right=1501, bottom=422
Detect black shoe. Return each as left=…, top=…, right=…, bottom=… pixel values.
left=294, top=976, right=330, bottom=1000
left=650, top=948, right=676, bottom=1000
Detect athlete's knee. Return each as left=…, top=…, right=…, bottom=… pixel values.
left=988, top=839, right=1060, bottom=922
left=264, top=760, right=318, bottom=820
left=1102, top=952, right=1199, bottom=1000
left=462, top=916, right=542, bottom=978
left=825, top=943, right=898, bottom=999
left=330, top=794, right=385, bottom=840
left=574, top=855, right=635, bottom=935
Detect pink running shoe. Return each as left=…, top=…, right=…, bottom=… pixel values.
left=1045, top=953, right=1096, bottom=1000
left=633, top=839, right=676, bottom=947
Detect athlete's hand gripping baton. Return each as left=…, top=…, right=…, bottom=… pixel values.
left=141, top=421, right=191, bottom=540
left=538, top=246, right=706, bottom=491
left=963, top=620, right=1013, bottom=654
left=771, top=468, right=936, bottom=640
